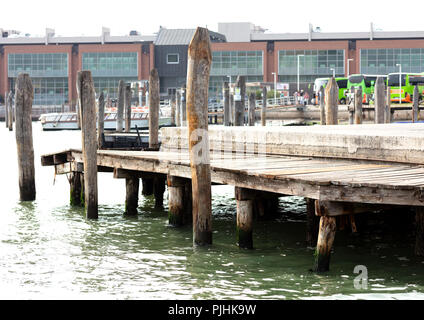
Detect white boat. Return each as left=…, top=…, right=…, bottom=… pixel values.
left=39, top=109, right=173, bottom=131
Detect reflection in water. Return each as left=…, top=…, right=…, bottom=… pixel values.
left=0, top=122, right=423, bottom=299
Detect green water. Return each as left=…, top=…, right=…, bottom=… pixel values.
left=1, top=122, right=424, bottom=300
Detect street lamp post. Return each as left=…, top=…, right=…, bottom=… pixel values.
left=297, top=54, right=305, bottom=92
left=347, top=59, right=354, bottom=76
left=396, top=64, right=402, bottom=104
left=271, top=72, right=276, bottom=105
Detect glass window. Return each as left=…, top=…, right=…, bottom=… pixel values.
left=167, top=54, right=179, bottom=64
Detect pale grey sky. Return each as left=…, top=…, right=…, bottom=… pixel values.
left=2, top=0, right=424, bottom=37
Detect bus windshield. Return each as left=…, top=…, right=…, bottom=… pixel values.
left=388, top=74, right=406, bottom=87
left=349, top=75, right=363, bottom=84
left=364, top=76, right=377, bottom=87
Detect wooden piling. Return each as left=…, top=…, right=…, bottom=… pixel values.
left=97, top=91, right=105, bottom=149
left=77, top=71, right=98, bottom=219
left=234, top=76, right=246, bottom=126
left=306, top=198, right=319, bottom=247
left=142, top=177, right=154, bottom=196
left=181, top=86, right=187, bottom=126
left=125, top=84, right=132, bottom=132
left=171, top=95, right=176, bottom=126
left=235, top=187, right=254, bottom=249
left=354, top=87, right=363, bottom=125
left=149, top=68, right=160, bottom=149
left=261, top=86, right=267, bottom=126
left=319, top=85, right=326, bottom=125
left=76, top=101, right=81, bottom=129
left=153, top=175, right=166, bottom=208
left=223, top=82, right=230, bottom=126
left=374, top=77, right=386, bottom=124
left=413, top=85, right=419, bottom=123
left=325, top=78, right=338, bottom=125
left=117, top=80, right=125, bottom=132
left=176, top=90, right=181, bottom=127
left=15, top=73, right=35, bottom=201
left=230, top=93, right=234, bottom=126
left=248, top=92, right=256, bottom=126
left=313, top=201, right=337, bottom=272
left=186, top=27, right=213, bottom=246
left=168, top=176, right=185, bottom=226
left=8, top=92, right=13, bottom=131
left=385, top=86, right=391, bottom=123
left=125, top=176, right=139, bottom=216
left=70, top=171, right=84, bottom=206
left=416, top=207, right=424, bottom=256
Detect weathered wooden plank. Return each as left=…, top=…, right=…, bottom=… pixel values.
left=374, top=77, right=386, bottom=124
left=149, top=69, right=159, bottom=149
left=325, top=78, right=338, bottom=125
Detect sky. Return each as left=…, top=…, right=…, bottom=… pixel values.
left=1, top=0, right=424, bottom=37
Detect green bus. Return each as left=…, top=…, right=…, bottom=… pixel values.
left=387, top=72, right=424, bottom=103
left=347, top=74, right=388, bottom=104
left=313, top=77, right=348, bottom=104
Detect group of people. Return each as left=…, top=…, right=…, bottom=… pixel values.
left=293, top=90, right=310, bottom=106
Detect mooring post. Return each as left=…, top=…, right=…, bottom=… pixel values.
left=229, top=93, right=234, bottom=126
left=141, top=176, right=154, bottom=196
left=416, top=207, right=424, bottom=256
left=319, top=85, right=326, bottom=125
left=125, top=175, right=139, bottom=216
left=223, top=82, right=230, bottom=126
left=117, top=80, right=125, bottom=132
left=168, top=175, right=185, bottom=226
left=234, top=75, right=246, bottom=126
left=171, top=94, right=176, bottom=126
left=306, top=198, right=319, bottom=247
left=153, top=175, right=166, bottom=208
left=8, top=92, right=13, bottom=131
left=313, top=201, right=337, bottom=272
left=125, top=83, right=132, bottom=132
left=149, top=68, right=160, bottom=149
left=176, top=90, right=181, bottom=127
left=374, top=77, right=386, bottom=124
left=348, top=87, right=355, bottom=125
left=76, top=101, right=81, bottom=129
left=354, top=87, right=363, bottom=124
left=325, top=78, right=338, bottom=125
left=187, top=27, right=212, bottom=246
left=385, top=86, right=391, bottom=123
left=181, top=85, right=187, bottom=126
left=97, top=91, right=105, bottom=149
left=77, top=71, right=98, bottom=219
left=70, top=171, right=84, bottom=206
left=261, top=86, right=267, bottom=126
left=248, top=92, right=256, bottom=126
left=4, top=91, right=8, bottom=128
left=15, top=74, right=35, bottom=201
left=235, top=187, right=254, bottom=249
left=413, top=84, right=419, bottom=123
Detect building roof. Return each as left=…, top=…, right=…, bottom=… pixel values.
left=154, top=28, right=226, bottom=45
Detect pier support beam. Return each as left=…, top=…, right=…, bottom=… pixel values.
left=416, top=207, right=424, bottom=256
left=125, top=176, right=139, bottom=216
left=306, top=198, right=319, bottom=247
left=142, top=177, right=154, bottom=196
left=168, top=176, right=185, bottom=226
left=153, top=175, right=166, bottom=208
left=313, top=200, right=337, bottom=272
left=70, top=171, right=84, bottom=206
left=236, top=187, right=254, bottom=249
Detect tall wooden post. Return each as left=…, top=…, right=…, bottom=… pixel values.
left=8, top=92, right=13, bottom=131
left=125, top=84, right=132, bottom=132
left=187, top=27, right=212, bottom=246
left=229, top=93, right=234, bottom=126
left=261, top=86, right=267, bottom=126
left=374, top=77, right=386, bottom=124
left=349, top=87, right=355, bottom=125
left=234, top=75, right=246, bottom=126
left=223, top=82, right=230, bottom=126
left=97, top=91, right=105, bottom=149
left=325, top=78, right=338, bottom=125
left=385, top=86, right=392, bottom=123
left=413, top=84, right=419, bottom=123
left=15, top=74, right=35, bottom=201
left=176, top=90, right=181, bottom=127
left=149, top=68, right=160, bottom=149
left=76, top=101, right=81, bottom=129
left=181, top=85, right=187, bottom=126
left=236, top=187, right=254, bottom=249
left=319, top=86, right=326, bottom=125
left=125, top=176, right=139, bottom=216
left=4, top=91, right=8, bottom=128
left=354, top=87, right=363, bottom=124
left=77, top=71, right=98, bottom=219
left=170, top=95, right=176, bottom=126
left=117, top=80, right=125, bottom=132
left=313, top=201, right=336, bottom=272
left=248, top=92, right=256, bottom=126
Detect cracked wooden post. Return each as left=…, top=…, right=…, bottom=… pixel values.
left=97, top=91, right=105, bottom=149
left=15, top=73, right=35, bottom=201
left=385, top=86, right=391, bottom=123
left=313, top=201, right=337, bottom=272
left=4, top=91, right=8, bottom=128
left=234, top=75, right=246, bottom=126
left=8, top=91, right=13, bottom=131
left=117, top=80, right=125, bottom=132
left=325, top=78, right=338, bottom=125
left=248, top=92, right=255, bottom=126
left=149, top=68, right=159, bottom=149
left=223, top=82, right=230, bottom=126
left=187, top=27, right=212, bottom=246
left=176, top=90, right=181, bottom=127
left=375, top=77, right=386, bottom=124
left=168, top=176, right=185, bottom=226
left=416, top=207, right=424, bottom=256
left=77, top=71, right=98, bottom=219
left=153, top=175, right=166, bottom=208
left=413, top=84, right=419, bottom=123
left=319, top=85, right=325, bottom=125
left=125, top=83, right=132, bottom=132
left=261, top=86, right=267, bottom=126
left=125, top=175, right=139, bottom=216
left=235, top=187, right=254, bottom=249
left=354, top=87, right=363, bottom=124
